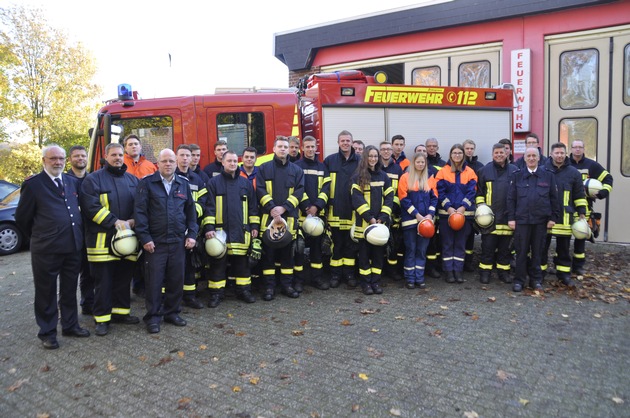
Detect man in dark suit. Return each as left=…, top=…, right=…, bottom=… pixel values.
left=16, top=145, right=90, bottom=349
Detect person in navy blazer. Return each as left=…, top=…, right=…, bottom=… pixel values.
left=16, top=145, right=90, bottom=349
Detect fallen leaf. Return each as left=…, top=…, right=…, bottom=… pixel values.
left=360, top=308, right=378, bottom=315
left=106, top=361, right=117, bottom=372
left=390, top=408, right=402, bottom=416
left=138, top=355, right=147, bottom=362
left=177, top=351, right=185, bottom=358
left=612, top=396, right=624, bottom=404
left=394, top=316, right=405, bottom=320
left=341, top=320, right=353, bottom=326
left=487, top=297, right=496, bottom=302
left=177, top=397, right=192, bottom=410
left=497, top=370, right=515, bottom=382
left=227, top=313, right=234, bottom=318
left=279, top=374, right=291, bottom=380
left=82, top=363, right=97, bottom=371
left=306, top=348, right=314, bottom=355
left=471, top=314, right=479, bottom=320
left=7, top=378, right=28, bottom=392
left=593, top=313, right=602, bottom=318
left=378, top=299, right=390, bottom=304
left=358, top=373, right=368, bottom=380
left=367, top=388, right=377, bottom=393
left=235, top=332, right=246, bottom=337
left=440, top=305, right=449, bottom=310
left=36, top=413, right=50, bottom=418
left=371, top=328, right=379, bottom=333
left=152, top=357, right=173, bottom=367
left=351, top=404, right=360, bottom=412
left=211, top=356, right=219, bottom=362
left=249, top=377, right=260, bottom=385
left=292, top=330, right=304, bottom=336
left=561, top=314, right=569, bottom=318
left=367, top=347, right=384, bottom=358
left=40, top=364, right=51, bottom=372
left=208, top=384, right=218, bottom=389
left=519, top=398, right=530, bottom=406
left=300, top=320, right=309, bottom=326
left=463, top=412, right=479, bottom=418
left=199, top=344, right=207, bottom=350
left=232, top=386, right=241, bottom=392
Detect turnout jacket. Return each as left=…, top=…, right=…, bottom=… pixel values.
left=80, top=164, right=139, bottom=262
left=256, top=156, right=304, bottom=234
left=507, top=167, right=560, bottom=225
left=569, top=154, right=613, bottom=201
left=351, top=166, right=394, bottom=239
left=294, top=156, right=330, bottom=220
left=134, top=172, right=198, bottom=245
left=324, top=148, right=360, bottom=229
left=544, top=157, right=587, bottom=235
left=398, top=172, right=437, bottom=230
left=466, top=155, right=484, bottom=174
left=203, top=170, right=259, bottom=256
left=382, top=159, right=403, bottom=216
left=435, top=161, right=478, bottom=218
left=175, top=167, right=208, bottom=221
left=203, top=160, right=223, bottom=179
left=427, top=152, right=446, bottom=170
left=475, top=161, right=518, bottom=234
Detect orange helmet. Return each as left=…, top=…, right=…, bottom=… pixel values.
left=448, top=212, right=466, bottom=231
left=417, top=219, right=435, bottom=238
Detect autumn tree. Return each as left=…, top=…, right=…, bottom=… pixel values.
left=0, top=5, right=101, bottom=149
left=0, top=142, right=42, bottom=184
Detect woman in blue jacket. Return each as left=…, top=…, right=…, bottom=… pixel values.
left=398, top=153, right=437, bottom=289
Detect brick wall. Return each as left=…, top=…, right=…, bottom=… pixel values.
left=288, top=67, right=321, bottom=88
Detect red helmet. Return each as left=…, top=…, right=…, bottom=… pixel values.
left=417, top=219, right=435, bottom=238
left=448, top=212, right=466, bottom=231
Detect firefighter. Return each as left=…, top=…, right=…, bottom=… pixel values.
left=175, top=144, right=208, bottom=309
left=462, top=139, right=484, bottom=272
left=324, top=130, right=361, bottom=288
left=391, top=134, right=410, bottom=172
left=351, top=146, right=394, bottom=295
left=569, top=139, right=613, bottom=274
left=80, top=143, right=140, bottom=336
left=542, top=142, right=587, bottom=287
left=507, top=147, right=559, bottom=292
left=424, top=138, right=446, bottom=279
left=256, top=136, right=305, bottom=300
left=435, top=144, right=478, bottom=284
left=352, top=140, right=365, bottom=154
left=398, top=153, right=437, bottom=289
left=203, top=150, right=259, bottom=307
left=239, top=146, right=258, bottom=189
left=203, top=140, right=228, bottom=178
left=190, top=143, right=211, bottom=185
left=379, top=140, right=404, bottom=281
left=294, top=136, right=331, bottom=290
left=515, top=133, right=547, bottom=169
left=475, top=143, right=518, bottom=284
left=123, top=134, right=157, bottom=178
left=288, top=136, right=301, bottom=162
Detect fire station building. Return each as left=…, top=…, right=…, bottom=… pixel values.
left=274, top=0, right=630, bottom=243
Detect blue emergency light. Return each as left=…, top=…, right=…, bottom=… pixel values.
left=118, top=84, right=133, bottom=101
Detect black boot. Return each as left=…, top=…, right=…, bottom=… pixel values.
left=207, top=292, right=222, bottom=308
left=236, top=286, right=256, bottom=303
left=464, top=255, right=475, bottom=272
left=497, top=270, right=512, bottom=283
left=444, top=271, right=456, bottom=283
left=479, top=270, right=491, bottom=284
left=454, top=270, right=464, bottom=283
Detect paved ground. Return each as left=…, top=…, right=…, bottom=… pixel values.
left=1, top=243, right=629, bottom=418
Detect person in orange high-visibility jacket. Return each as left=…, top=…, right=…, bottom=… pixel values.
left=435, top=144, right=477, bottom=284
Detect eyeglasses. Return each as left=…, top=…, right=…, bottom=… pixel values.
left=572, top=145, right=584, bottom=149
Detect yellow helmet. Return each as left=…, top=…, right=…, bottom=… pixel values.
left=111, top=229, right=139, bottom=257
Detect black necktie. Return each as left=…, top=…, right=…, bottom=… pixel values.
left=54, top=178, right=63, bottom=190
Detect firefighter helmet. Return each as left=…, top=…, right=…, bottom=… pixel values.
left=302, top=216, right=325, bottom=237
left=448, top=212, right=466, bottom=231
left=263, top=217, right=293, bottom=249
left=571, top=218, right=592, bottom=240
left=583, top=178, right=603, bottom=198
left=111, top=228, right=138, bottom=257
left=417, top=219, right=435, bottom=238
left=364, top=223, right=390, bottom=246
left=205, top=232, right=227, bottom=258
left=474, top=205, right=495, bottom=228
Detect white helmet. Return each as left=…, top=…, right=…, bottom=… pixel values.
left=571, top=218, right=592, bottom=240
left=364, top=223, right=390, bottom=246
left=583, top=178, right=603, bottom=198
left=111, top=229, right=139, bottom=257
left=302, top=216, right=325, bottom=237
left=205, top=230, right=227, bottom=258
left=475, top=205, right=495, bottom=228
left=263, top=217, right=293, bottom=249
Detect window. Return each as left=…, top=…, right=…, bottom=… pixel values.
left=114, top=116, right=173, bottom=163
left=412, top=66, right=441, bottom=86
left=559, top=117, right=597, bottom=159
left=216, top=112, right=265, bottom=156
left=458, top=60, right=490, bottom=88
left=560, top=49, right=599, bottom=109
left=622, top=116, right=630, bottom=177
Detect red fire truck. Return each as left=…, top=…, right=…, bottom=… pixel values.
left=88, top=70, right=514, bottom=171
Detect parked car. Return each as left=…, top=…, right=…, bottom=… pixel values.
left=0, top=188, right=25, bottom=255
left=0, top=180, right=19, bottom=201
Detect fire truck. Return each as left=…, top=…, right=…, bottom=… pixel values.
left=88, top=70, right=514, bottom=171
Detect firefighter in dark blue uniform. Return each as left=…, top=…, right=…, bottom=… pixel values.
left=256, top=137, right=305, bottom=300
left=507, top=147, right=559, bottom=292
left=134, top=149, right=198, bottom=334
left=203, top=150, right=259, bottom=307
left=542, top=143, right=587, bottom=287
left=175, top=144, right=208, bottom=309
left=80, top=143, right=140, bottom=336
left=16, top=145, right=90, bottom=349
left=294, top=136, right=331, bottom=290
left=475, top=143, right=518, bottom=284
left=379, top=141, right=404, bottom=280
left=463, top=139, right=484, bottom=272
left=203, top=140, right=228, bottom=178
left=324, top=130, right=360, bottom=288
left=569, top=139, right=613, bottom=274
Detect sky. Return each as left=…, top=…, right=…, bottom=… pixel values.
left=3, top=0, right=431, bottom=102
